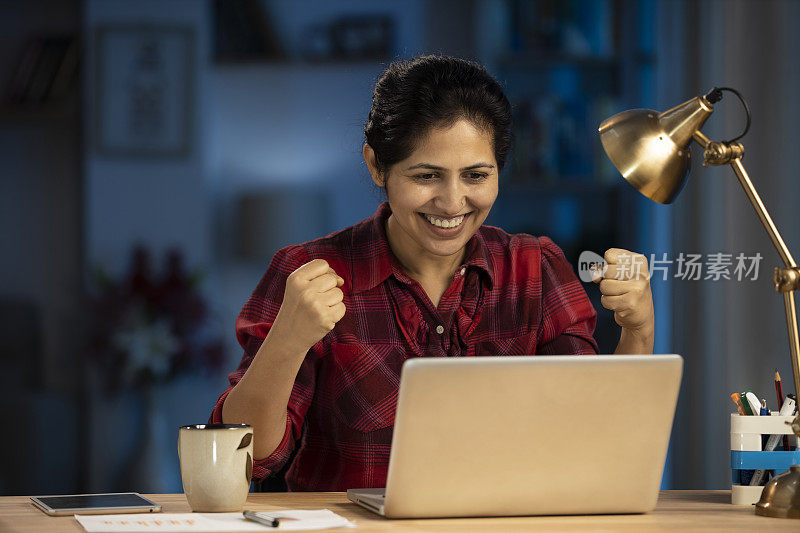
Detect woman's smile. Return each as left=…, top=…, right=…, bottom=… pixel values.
left=418, top=211, right=471, bottom=236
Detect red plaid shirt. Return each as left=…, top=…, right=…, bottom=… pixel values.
left=211, top=202, right=597, bottom=491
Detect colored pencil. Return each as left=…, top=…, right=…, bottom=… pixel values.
left=776, top=371, right=790, bottom=451
left=730, top=393, right=746, bottom=415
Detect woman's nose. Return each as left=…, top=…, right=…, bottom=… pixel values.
left=437, top=178, right=466, bottom=214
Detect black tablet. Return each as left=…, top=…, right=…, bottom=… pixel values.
left=30, top=493, right=162, bottom=516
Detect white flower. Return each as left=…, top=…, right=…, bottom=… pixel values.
left=112, top=312, right=180, bottom=381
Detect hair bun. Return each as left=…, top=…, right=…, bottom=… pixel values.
left=364, top=55, right=512, bottom=175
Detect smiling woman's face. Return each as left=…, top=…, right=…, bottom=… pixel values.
left=365, top=118, right=499, bottom=268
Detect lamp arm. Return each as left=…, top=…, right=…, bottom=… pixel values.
left=729, top=153, right=800, bottom=411
left=691, top=131, right=796, bottom=267
left=693, top=131, right=800, bottom=404
left=731, top=155, right=800, bottom=406
left=730, top=156, right=800, bottom=404
left=727, top=155, right=800, bottom=400
left=727, top=158, right=797, bottom=269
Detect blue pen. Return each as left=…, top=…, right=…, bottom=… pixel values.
left=760, top=399, right=769, bottom=416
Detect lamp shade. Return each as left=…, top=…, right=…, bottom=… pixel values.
left=598, top=96, right=714, bottom=204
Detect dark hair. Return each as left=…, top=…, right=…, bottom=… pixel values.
left=364, top=55, right=512, bottom=176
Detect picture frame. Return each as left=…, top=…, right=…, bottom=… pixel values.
left=94, top=25, right=194, bottom=158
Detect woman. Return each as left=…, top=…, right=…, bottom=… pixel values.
left=211, top=56, right=654, bottom=491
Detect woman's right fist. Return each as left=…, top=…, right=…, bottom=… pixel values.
left=271, top=259, right=346, bottom=352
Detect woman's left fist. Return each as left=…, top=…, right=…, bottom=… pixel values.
left=592, top=248, right=654, bottom=337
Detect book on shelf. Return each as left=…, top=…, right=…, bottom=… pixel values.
left=508, top=0, right=614, bottom=58
left=213, top=0, right=283, bottom=61
left=6, top=36, right=44, bottom=105
left=5, top=34, right=78, bottom=107
left=48, top=38, right=79, bottom=101
left=511, top=93, right=617, bottom=187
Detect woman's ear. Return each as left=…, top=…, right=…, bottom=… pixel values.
left=363, top=144, right=385, bottom=187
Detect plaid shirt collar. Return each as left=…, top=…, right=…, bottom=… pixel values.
left=350, top=202, right=494, bottom=295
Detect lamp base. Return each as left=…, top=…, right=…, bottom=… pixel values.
left=754, top=464, right=800, bottom=518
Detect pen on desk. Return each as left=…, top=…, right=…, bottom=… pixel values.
left=730, top=393, right=746, bottom=415
left=243, top=510, right=279, bottom=528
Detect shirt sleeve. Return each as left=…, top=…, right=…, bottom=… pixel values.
left=535, top=236, right=599, bottom=355
left=209, top=244, right=317, bottom=482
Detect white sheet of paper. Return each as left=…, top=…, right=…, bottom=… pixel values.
left=75, top=510, right=356, bottom=532
left=248, top=510, right=356, bottom=530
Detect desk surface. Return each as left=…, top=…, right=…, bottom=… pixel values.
left=1, top=491, right=797, bottom=532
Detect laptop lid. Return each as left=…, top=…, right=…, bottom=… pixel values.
left=382, top=354, right=683, bottom=518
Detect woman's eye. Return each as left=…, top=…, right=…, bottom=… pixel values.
left=466, top=172, right=488, bottom=181
left=415, top=173, right=437, bottom=181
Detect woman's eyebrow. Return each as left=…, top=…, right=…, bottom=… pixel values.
left=461, top=163, right=495, bottom=170
left=405, top=162, right=495, bottom=171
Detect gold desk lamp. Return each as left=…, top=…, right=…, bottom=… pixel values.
left=598, top=87, right=800, bottom=519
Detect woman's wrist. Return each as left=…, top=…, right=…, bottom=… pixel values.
left=232, top=323, right=310, bottom=406
left=267, top=316, right=314, bottom=359
left=615, top=325, right=655, bottom=355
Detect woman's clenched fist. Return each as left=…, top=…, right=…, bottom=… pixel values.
left=593, top=248, right=654, bottom=339
left=270, top=259, right=346, bottom=352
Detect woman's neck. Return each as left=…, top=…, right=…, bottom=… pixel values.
left=385, top=214, right=465, bottom=283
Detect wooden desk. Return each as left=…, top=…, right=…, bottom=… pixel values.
left=0, top=491, right=797, bottom=532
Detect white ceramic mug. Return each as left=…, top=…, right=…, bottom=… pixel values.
left=178, top=424, right=253, bottom=512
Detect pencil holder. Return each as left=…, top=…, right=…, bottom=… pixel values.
left=730, top=413, right=800, bottom=505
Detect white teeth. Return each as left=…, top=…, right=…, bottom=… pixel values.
left=424, top=214, right=465, bottom=228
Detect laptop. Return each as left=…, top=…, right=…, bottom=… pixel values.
left=347, top=354, right=683, bottom=518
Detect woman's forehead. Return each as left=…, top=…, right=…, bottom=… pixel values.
left=403, top=119, right=496, bottom=168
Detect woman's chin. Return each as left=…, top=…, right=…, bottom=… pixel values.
left=420, top=237, right=471, bottom=258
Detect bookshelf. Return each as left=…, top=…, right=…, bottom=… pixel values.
left=484, top=0, right=655, bottom=352
left=212, top=0, right=393, bottom=65
left=1, top=33, right=79, bottom=123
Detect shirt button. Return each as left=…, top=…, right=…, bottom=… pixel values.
left=460, top=267, right=466, bottom=276
left=435, top=325, right=445, bottom=334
